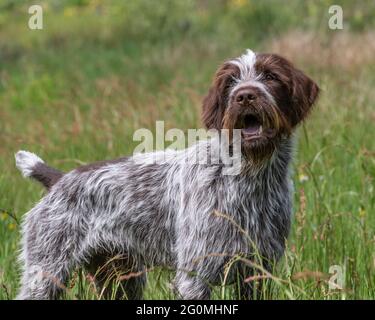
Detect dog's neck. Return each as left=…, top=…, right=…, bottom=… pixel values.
left=240, top=135, right=294, bottom=178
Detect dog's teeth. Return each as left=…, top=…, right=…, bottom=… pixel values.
left=259, top=125, right=263, bottom=133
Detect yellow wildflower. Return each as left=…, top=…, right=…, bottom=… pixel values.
left=230, top=0, right=248, bottom=9
left=358, top=207, right=366, bottom=218
left=63, top=7, right=76, bottom=17
left=8, top=223, right=16, bottom=231
left=299, top=173, right=309, bottom=183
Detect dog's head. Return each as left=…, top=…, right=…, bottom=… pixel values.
left=202, top=49, right=319, bottom=160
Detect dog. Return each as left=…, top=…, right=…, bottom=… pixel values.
left=15, top=49, right=319, bottom=300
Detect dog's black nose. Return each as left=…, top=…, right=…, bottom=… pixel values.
left=235, top=89, right=257, bottom=104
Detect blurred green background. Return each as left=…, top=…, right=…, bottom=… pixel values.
left=0, top=0, right=374, bottom=299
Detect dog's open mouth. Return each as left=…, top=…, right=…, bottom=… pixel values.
left=241, top=114, right=276, bottom=141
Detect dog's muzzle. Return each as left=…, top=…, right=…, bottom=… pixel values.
left=232, top=88, right=278, bottom=143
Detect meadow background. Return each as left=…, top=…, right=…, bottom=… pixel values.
left=0, top=0, right=374, bottom=299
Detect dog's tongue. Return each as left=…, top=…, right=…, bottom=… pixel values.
left=242, top=126, right=260, bottom=135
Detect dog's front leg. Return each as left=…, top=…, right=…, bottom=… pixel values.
left=173, top=211, right=227, bottom=300
left=174, top=271, right=211, bottom=300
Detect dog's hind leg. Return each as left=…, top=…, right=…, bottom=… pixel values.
left=16, top=206, right=80, bottom=300
left=17, top=254, right=74, bottom=300
left=17, top=258, right=73, bottom=300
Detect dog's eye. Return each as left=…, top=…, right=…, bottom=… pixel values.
left=264, top=73, right=277, bottom=81
left=225, top=78, right=236, bottom=90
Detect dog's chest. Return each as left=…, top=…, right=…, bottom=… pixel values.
left=223, top=170, right=292, bottom=260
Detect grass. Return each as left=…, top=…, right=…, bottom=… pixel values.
left=0, top=0, right=374, bottom=299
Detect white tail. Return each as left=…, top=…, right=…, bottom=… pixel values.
left=15, top=150, right=44, bottom=178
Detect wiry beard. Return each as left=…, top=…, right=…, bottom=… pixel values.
left=241, top=135, right=279, bottom=165
left=221, top=99, right=291, bottom=164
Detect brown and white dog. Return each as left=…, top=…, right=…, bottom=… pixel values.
left=15, top=49, right=319, bottom=299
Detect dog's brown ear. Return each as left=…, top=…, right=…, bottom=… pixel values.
left=202, top=85, right=223, bottom=130
left=202, top=62, right=239, bottom=129
left=291, top=68, right=320, bottom=126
